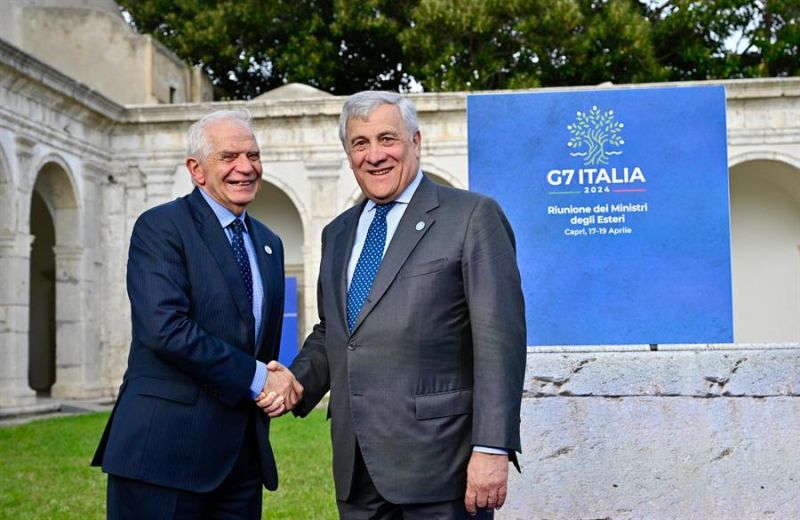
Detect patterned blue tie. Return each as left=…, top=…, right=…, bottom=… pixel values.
left=347, top=202, right=396, bottom=331
left=228, top=219, right=253, bottom=306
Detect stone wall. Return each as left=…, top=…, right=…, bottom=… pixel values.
left=0, top=0, right=213, bottom=105
left=505, top=344, right=800, bottom=518
left=0, top=37, right=122, bottom=407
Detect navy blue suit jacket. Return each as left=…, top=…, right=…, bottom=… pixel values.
left=92, top=187, right=285, bottom=492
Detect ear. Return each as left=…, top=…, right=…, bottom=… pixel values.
left=412, top=130, right=421, bottom=159
left=186, top=157, right=206, bottom=186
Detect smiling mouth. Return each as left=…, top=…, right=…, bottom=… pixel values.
left=369, top=167, right=393, bottom=176
left=228, top=180, right=255, bottom=186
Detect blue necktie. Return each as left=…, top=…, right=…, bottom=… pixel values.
left=229, top=219, right=253, bottom=306
left=347, top=202, right=396, bottom=331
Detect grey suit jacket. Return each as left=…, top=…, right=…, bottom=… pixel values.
left=291, top=176, right=526, bottom=504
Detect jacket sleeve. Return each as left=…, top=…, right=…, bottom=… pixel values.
left=462, top=196, right=527, bottom=454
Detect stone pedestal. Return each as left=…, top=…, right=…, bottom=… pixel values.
left=504, top=344, right=800, bottom=519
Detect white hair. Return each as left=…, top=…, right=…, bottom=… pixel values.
left=186, top=109, right=255, bottom=161
left=338, top=91, right=419, bottom=149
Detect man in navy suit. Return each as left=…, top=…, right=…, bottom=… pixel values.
left=92, top=109, right=302, bottom=519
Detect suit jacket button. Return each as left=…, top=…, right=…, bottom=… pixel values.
left=347, top=343, right=356, bottom=351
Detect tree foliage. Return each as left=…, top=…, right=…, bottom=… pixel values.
left=118, top=0, right=799, bottom=99
left=118, top=0, right=413, bottom=99
left=647, top=0, right=800, bottom=80
left=400, top=0, right=663, bottom=91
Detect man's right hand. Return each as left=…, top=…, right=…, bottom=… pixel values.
left=255, top=361, right=303, bottom=417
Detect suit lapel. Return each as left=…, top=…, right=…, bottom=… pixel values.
left=187, top=188, right=255, bottom=334
left=351, top=177, right=439, bottom=334
left=331, top=203, right=364, bottom=333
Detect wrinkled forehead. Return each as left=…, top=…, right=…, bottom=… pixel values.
left=205, top=119, right=258, bottom=147
left=346, top=104, right=408, bottom=136
left=205, top=117, right=253, bottom=135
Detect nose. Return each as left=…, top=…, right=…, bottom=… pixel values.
left=365, top=142, right=387, bottom=164
left=234, top=154, right=255, bottom=173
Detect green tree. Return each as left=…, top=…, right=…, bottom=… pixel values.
left=399, top=0, right=664, bottom=92
left=648, top=0, right=757, bottom=80
left=539, top=0, right=664, bottom=87
left=118, top=0, right=415, bottom=99
left=646, top=0, right=799, bottom=80
left=744, top=0, right=800, bottom=77
left=119, top=0, right=797, bottom=98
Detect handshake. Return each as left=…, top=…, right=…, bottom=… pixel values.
left=255, top=361, right=304, bottom=417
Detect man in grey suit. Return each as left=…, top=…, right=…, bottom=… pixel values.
left=268, top=91, right=526, bottom=518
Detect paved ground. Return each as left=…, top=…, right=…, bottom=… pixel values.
left=0, top=397, right=114, bottom=427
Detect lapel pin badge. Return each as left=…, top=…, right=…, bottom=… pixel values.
left=415, top=221, right=425, bottom=231
left=264, top=245, right=273, bottom=255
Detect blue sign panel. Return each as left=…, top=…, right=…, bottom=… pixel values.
left=468, top=86, right=733, bottom=346
left=278, top=276, right=299, bottom=365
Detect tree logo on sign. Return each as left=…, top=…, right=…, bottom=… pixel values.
left=567, top=106, right=624, bottom=166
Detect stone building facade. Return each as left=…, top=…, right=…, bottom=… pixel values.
left=0, top=0, right=212, bottom=105
left=0, top=3, right=798, bottom=517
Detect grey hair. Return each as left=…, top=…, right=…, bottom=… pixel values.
left=338, top=91, right=419, bottom=149
left=186, top=109, right=255, bottom=161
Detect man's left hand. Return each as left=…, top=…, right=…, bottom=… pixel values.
left=464, top=451, right=509, bottom=515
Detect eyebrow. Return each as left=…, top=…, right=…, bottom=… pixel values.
left=217, top=149, right=260, bottom=156
left=350, top=130, right=400, bottom=143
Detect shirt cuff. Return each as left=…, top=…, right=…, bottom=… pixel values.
left=249, top=361, right=267, bottom=400
left=473, top=446, right=509, bottom=455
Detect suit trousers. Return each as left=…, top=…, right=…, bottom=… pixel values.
left=336, top=444, right=494, bottom=520
left=107, top=418, right=262, bottom=520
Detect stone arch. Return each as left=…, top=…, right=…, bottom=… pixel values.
left=258, top=171, right=311, bottom=239
left=28, top=154, right=81, bottom=233
left=247, top=177, right=307, bottom=359
left=729, top=158, right=800, bottom=343
left=29, top=158, right=83, bottom=397
left=31, top=158, right=79, bottom=204
left=729, top=151, right=800, bottom=171
left=249, top=177, right=307, bottom=271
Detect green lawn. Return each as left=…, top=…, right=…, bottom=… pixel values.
left=0, top=410, right=336, bottom=519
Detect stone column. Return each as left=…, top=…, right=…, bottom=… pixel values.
left=305, top=167, right=341, bottom=338
left=0, top=232, right=36, bottom=406
left=0, top=137, right=38, bottom=406
left=98, top=169, right=130, bottom=393
left=50, top=244, right=96, bottom=398
left=74, top=162, right=104, bottom=397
